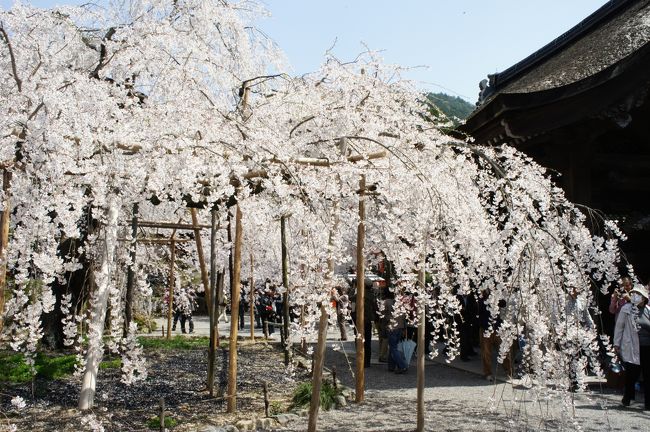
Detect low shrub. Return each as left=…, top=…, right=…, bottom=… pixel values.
left=291, top=380, right=341, bottom=411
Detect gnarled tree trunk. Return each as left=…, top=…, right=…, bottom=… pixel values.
left=78, top=197, right=119, bottom=410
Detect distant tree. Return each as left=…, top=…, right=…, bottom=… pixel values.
left=426, top=92, right=474, bottom=126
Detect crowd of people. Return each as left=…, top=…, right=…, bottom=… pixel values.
left=165, top=267, right=649, bottom=409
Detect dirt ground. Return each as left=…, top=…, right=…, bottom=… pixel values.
left=0, top=341, right=310, bottom=431
left=1, top=329, right=649, bottom=432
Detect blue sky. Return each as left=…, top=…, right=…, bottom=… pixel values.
left=2, top=0, right=608, bottom=102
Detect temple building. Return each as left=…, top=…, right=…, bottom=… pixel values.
left=459, top=0, right=650, bottom=289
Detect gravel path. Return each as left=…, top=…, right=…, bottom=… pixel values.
left=280, top=342, right=650, bottom=432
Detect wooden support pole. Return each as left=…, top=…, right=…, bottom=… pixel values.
left=167, top=239, right=176, bottom=340
left=263, top=381, right=269, bottom=418
left=280, top=215, right=290, bottom=365
left=124, top=203, right=138, bottom=338
left=355, top=174, right=366, bottom=403
left=307, top=302, right=329, bottom=432
left=250, top=253, right=255, bottom=340
left=208, top=210, right=218, bottom=396
left=0, top=170, right=11, bottom=333
left=226, top=204, right=243, bottom=413
left=190, top=208, right=211, bottom=313
left=159, top=397, right=165, bottom=432
left=416, top=264, right=426, bottom=432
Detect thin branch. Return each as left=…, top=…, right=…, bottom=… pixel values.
left=0, top=25, right=22, bottom=92
left=289, top=115, right=316, bottom=138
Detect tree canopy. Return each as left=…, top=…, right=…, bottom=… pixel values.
left=0, top=0, right=631, bottom=424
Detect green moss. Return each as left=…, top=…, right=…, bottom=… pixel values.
left=137, top=335, right=209, bottom=350
left=0, top=352, right=78, bottom=383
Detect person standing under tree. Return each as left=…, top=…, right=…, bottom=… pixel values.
left=614, top=284, right=649, bottom=408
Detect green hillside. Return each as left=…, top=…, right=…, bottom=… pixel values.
left=425, top=92, right=475, bottom=126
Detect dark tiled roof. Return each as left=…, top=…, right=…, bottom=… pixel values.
left=485, top=0, right=650, bottom=97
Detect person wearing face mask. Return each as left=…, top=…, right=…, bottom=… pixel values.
left=614, top=284, right=649, bottom=408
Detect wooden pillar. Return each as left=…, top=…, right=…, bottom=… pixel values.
left=308, top=202, right=339, bottom=431
left=227, top=204, right=243, bottom=413
left=355, top=174, right=366, bottom=403
left=208, top=210, right=218, bottom=395
left=250, top=253, right=255, bottom=340
left=416, top=265, right=426, bottom=432
left=281, top=215, right=290, bottom=365
left=307, top=302, right=329, bottom=432
left=123, top=203, right=138, bottom=338
left=0, top=170, right=11, bottom=333
left=167, top=239, right=176, bottom=340
left=190, top=208, right=211, bottom=313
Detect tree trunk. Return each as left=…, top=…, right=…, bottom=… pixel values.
left=307, top=303, right=329, bottom=432
left=0, top=170, right=12, bottom=333
left=355, top=175, right=366, bottom=403
left=123, top=203, right=138, bottom=338
left=78, top=197, right=119, bottom=410
left=227, top=204, right=243, bottom=413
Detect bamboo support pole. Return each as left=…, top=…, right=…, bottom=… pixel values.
left=167, top=239, right=176, bottom=340
left=0, top=170, right=11, bottom=333
left=226, top=204, right=243, bottom=413
left=416, top=264, right=426, bottom=432
left=355, top=175, right=366, bottom=403
left=280, top=215, right=290, bottom=365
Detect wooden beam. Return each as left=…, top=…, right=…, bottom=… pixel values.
left=136, top=221, right=211, bottom=230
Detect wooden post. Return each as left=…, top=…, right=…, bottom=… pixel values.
left=159, top=397, right=165, bottom=432
left=167, top=239, right=176, bottom=340
left=355, top=174, right=366, bottom=403
left=208, top=210, right=218, bottom=396
left=263, top=381, right=269, bottom=418
left=416, top=265, right=426, bottom=432
left=190, top=208, right=211, bottom=311
left=280, top=215, right=290, bottom=365
left=307, top=201, right=339, bottom=432
left=226, top=204, right=243, bottom=413
left=0, top=170, right=11, bottom=333
left=307, top=302, right=329, bottom=432
left=123, top=203, right=138, bottom=338
left=250, top=253, right=255, bottom=340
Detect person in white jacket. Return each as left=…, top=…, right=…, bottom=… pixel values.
left=614, top=284, right=649, bottom=407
